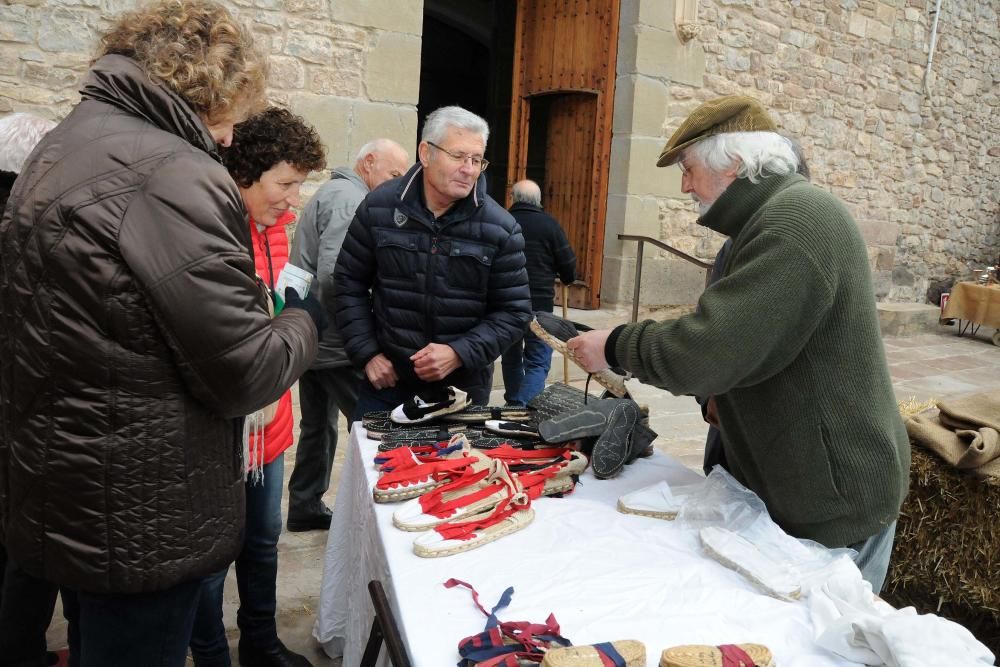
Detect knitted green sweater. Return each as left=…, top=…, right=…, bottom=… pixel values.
left=611, top=172, right=910, bottom=547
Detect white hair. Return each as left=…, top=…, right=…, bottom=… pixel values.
left=421, top=106, right=489, bottom=147
left=355, top=137, right=404, bottom=163
left=511, top=180, right=541, bottom=207
left=0, top=113, right=57, bottom=173
left=687, top=131, right=799, bottom=183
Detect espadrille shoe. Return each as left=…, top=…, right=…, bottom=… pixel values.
left=530, top=313, right=628, bottom=397
left=699, top=527, right=801, bottom=601
left=393, top=458, right=520, bottom=531
left=361, top=410, right=392, bottom=427
left=373, top=442, right=488, bottom=503
left=541, top=640, right=646, bottom=666
left=412, top=482, right=534, bottom=557
left=659, top=643, right=774, bottom=667
left=483, top=419, right=540, bottom=438
left=617, top=480, right=696, bottom=520
left=391, top=385, right=470, bottom=424
left=443, top=405, right=534, bottom=423
left=376, top=423, right=468, bottom=450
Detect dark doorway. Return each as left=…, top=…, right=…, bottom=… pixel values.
left=418, top=0, right=516, bottom=202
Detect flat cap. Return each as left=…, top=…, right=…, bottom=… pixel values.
left=657, top=95, right=777, bottom=167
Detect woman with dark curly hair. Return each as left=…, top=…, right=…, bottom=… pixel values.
left=0, top=2, right=324, bottom=666
left=190, top=107, right=326, bottom=667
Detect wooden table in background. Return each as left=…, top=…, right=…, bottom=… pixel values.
left=942, top=281, right=1000, bottom=339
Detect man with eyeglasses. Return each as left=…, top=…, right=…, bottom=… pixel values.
left=334, top=106, right=531, bottom=418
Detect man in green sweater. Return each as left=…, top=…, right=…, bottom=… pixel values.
left=567, top=96, right=910, bottom=592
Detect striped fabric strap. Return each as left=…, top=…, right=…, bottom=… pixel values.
left=594, top=642, right=627, bottom=666
left=718, top=644, right=756, bottom=667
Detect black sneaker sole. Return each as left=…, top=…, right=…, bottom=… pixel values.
left=590, top=401, right=639, bottom=479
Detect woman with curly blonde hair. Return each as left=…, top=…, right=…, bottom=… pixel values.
left=0, top=2, right=323, bottom=666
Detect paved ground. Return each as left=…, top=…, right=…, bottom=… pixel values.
left=45, top=315, right=1000, bottom=666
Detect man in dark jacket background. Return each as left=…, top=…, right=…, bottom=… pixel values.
left=335, top=106, right=531, bottom=417
left=501, top=179, right=576, bottom=405
left=286, top=138, right=409, bottom=531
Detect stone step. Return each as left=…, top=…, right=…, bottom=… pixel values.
left=877, top=302, right=946, bottom=337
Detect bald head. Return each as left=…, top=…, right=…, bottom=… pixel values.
left=354, top=138, right=410, bottom=191
left=512, top=179, right=541, bottom=207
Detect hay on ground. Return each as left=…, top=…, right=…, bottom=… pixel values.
left=882, top=398, right=1000, bottom=656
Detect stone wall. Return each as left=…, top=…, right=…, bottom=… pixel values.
left=607, top=0, right=1000, bottom=306
left=0, top=0, right=422, bottom=181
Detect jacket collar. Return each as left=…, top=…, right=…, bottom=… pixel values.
left=330, top=165, right=369, bottom=192
left=509, top=202, right=543, bottom=214
left=395, top=162, right=486, bottom=229
left=81, top=54, right=219, bottom=159
left=698, top=171, right=806, bottom=237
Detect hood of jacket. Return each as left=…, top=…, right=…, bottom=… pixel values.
left=82, top=54, right=219, bottom=160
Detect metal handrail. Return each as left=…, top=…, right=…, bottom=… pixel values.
left=618, top=233, right=714, bottom=323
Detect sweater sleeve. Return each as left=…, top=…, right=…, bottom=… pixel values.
left=119, top=154, right=317, bottom=418
left=613, top=229, right=835, bottom=397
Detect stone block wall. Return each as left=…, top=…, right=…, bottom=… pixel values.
left=0, top=0, right=422, bottom=184
left=607, top=0, right=999, bottom=306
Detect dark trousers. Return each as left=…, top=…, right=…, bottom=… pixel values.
left=0, top=548, right=59, bottom=667
left=62, top=577, right=203, bottom=667
left=287, top=366, right=360, bottom=515
left=190, top=456, right=285, bottom=666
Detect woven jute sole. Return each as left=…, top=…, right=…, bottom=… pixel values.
left=412, top=506, right=535, bottom=558
left=615, top=498, right=678, bottom=520
left=373, top=478, right=448, bottom=503
left=660, top=644, right=774, bottom=667
left=541, top=640, right=646, bottom=666
left=529, top=318, right=627, bottom=397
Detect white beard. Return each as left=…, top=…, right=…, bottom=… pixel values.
left=692, top=195, right=715, bottom=217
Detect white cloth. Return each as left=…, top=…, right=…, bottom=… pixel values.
left=807, top=557, right=995, bottom=667
left=316, top=428, right=864, bottom=666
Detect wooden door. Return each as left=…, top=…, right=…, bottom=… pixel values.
left=507, top=0, right=620, bottom=309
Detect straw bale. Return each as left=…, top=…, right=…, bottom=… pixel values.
left=882, top=400, right=1000, bottom=656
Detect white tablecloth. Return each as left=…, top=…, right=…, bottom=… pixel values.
left=315, top=427, right=858, bottom=667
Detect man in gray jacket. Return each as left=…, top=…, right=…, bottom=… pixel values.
left=286, top=138, right=409, bottom=531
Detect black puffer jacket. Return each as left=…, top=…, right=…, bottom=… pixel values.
left=0, top=55, right=317, bottom=593
left=334, top=164, right=531, bottom=390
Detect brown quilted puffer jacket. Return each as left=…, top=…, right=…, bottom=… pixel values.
left=0, top=55, right=317, bottom=594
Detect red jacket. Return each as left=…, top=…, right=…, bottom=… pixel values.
left=249, top=211, right=295, bottom=464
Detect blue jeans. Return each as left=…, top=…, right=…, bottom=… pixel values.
left=849, top=520, right=897, bottom=594
left=501, top=329, right=552, bottom=406
left=62, top=577, right=202, bottom=667
left=190, top=456, right=285, bottom=666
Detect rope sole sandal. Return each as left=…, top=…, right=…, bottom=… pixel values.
left=699, top=526, right=801, bottom=601
left=412, top=486, right=534, bottom=558
left=541, top=640, right=646, bottom=666
left=530, top=313, right=628, bottom=398
left=443, top=405, right=534, bottom=424
left=659, top=643, right=774, bottom=667
left=616, top=480, right=695, bottom=520
left=373, top=438, right=488, bottom=503
left=393, top=458, right=515, bottom=532
left=390, top=385, right=470, bottom=424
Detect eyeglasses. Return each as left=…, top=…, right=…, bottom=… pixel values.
left=427, top=141, right=489, bottom=173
